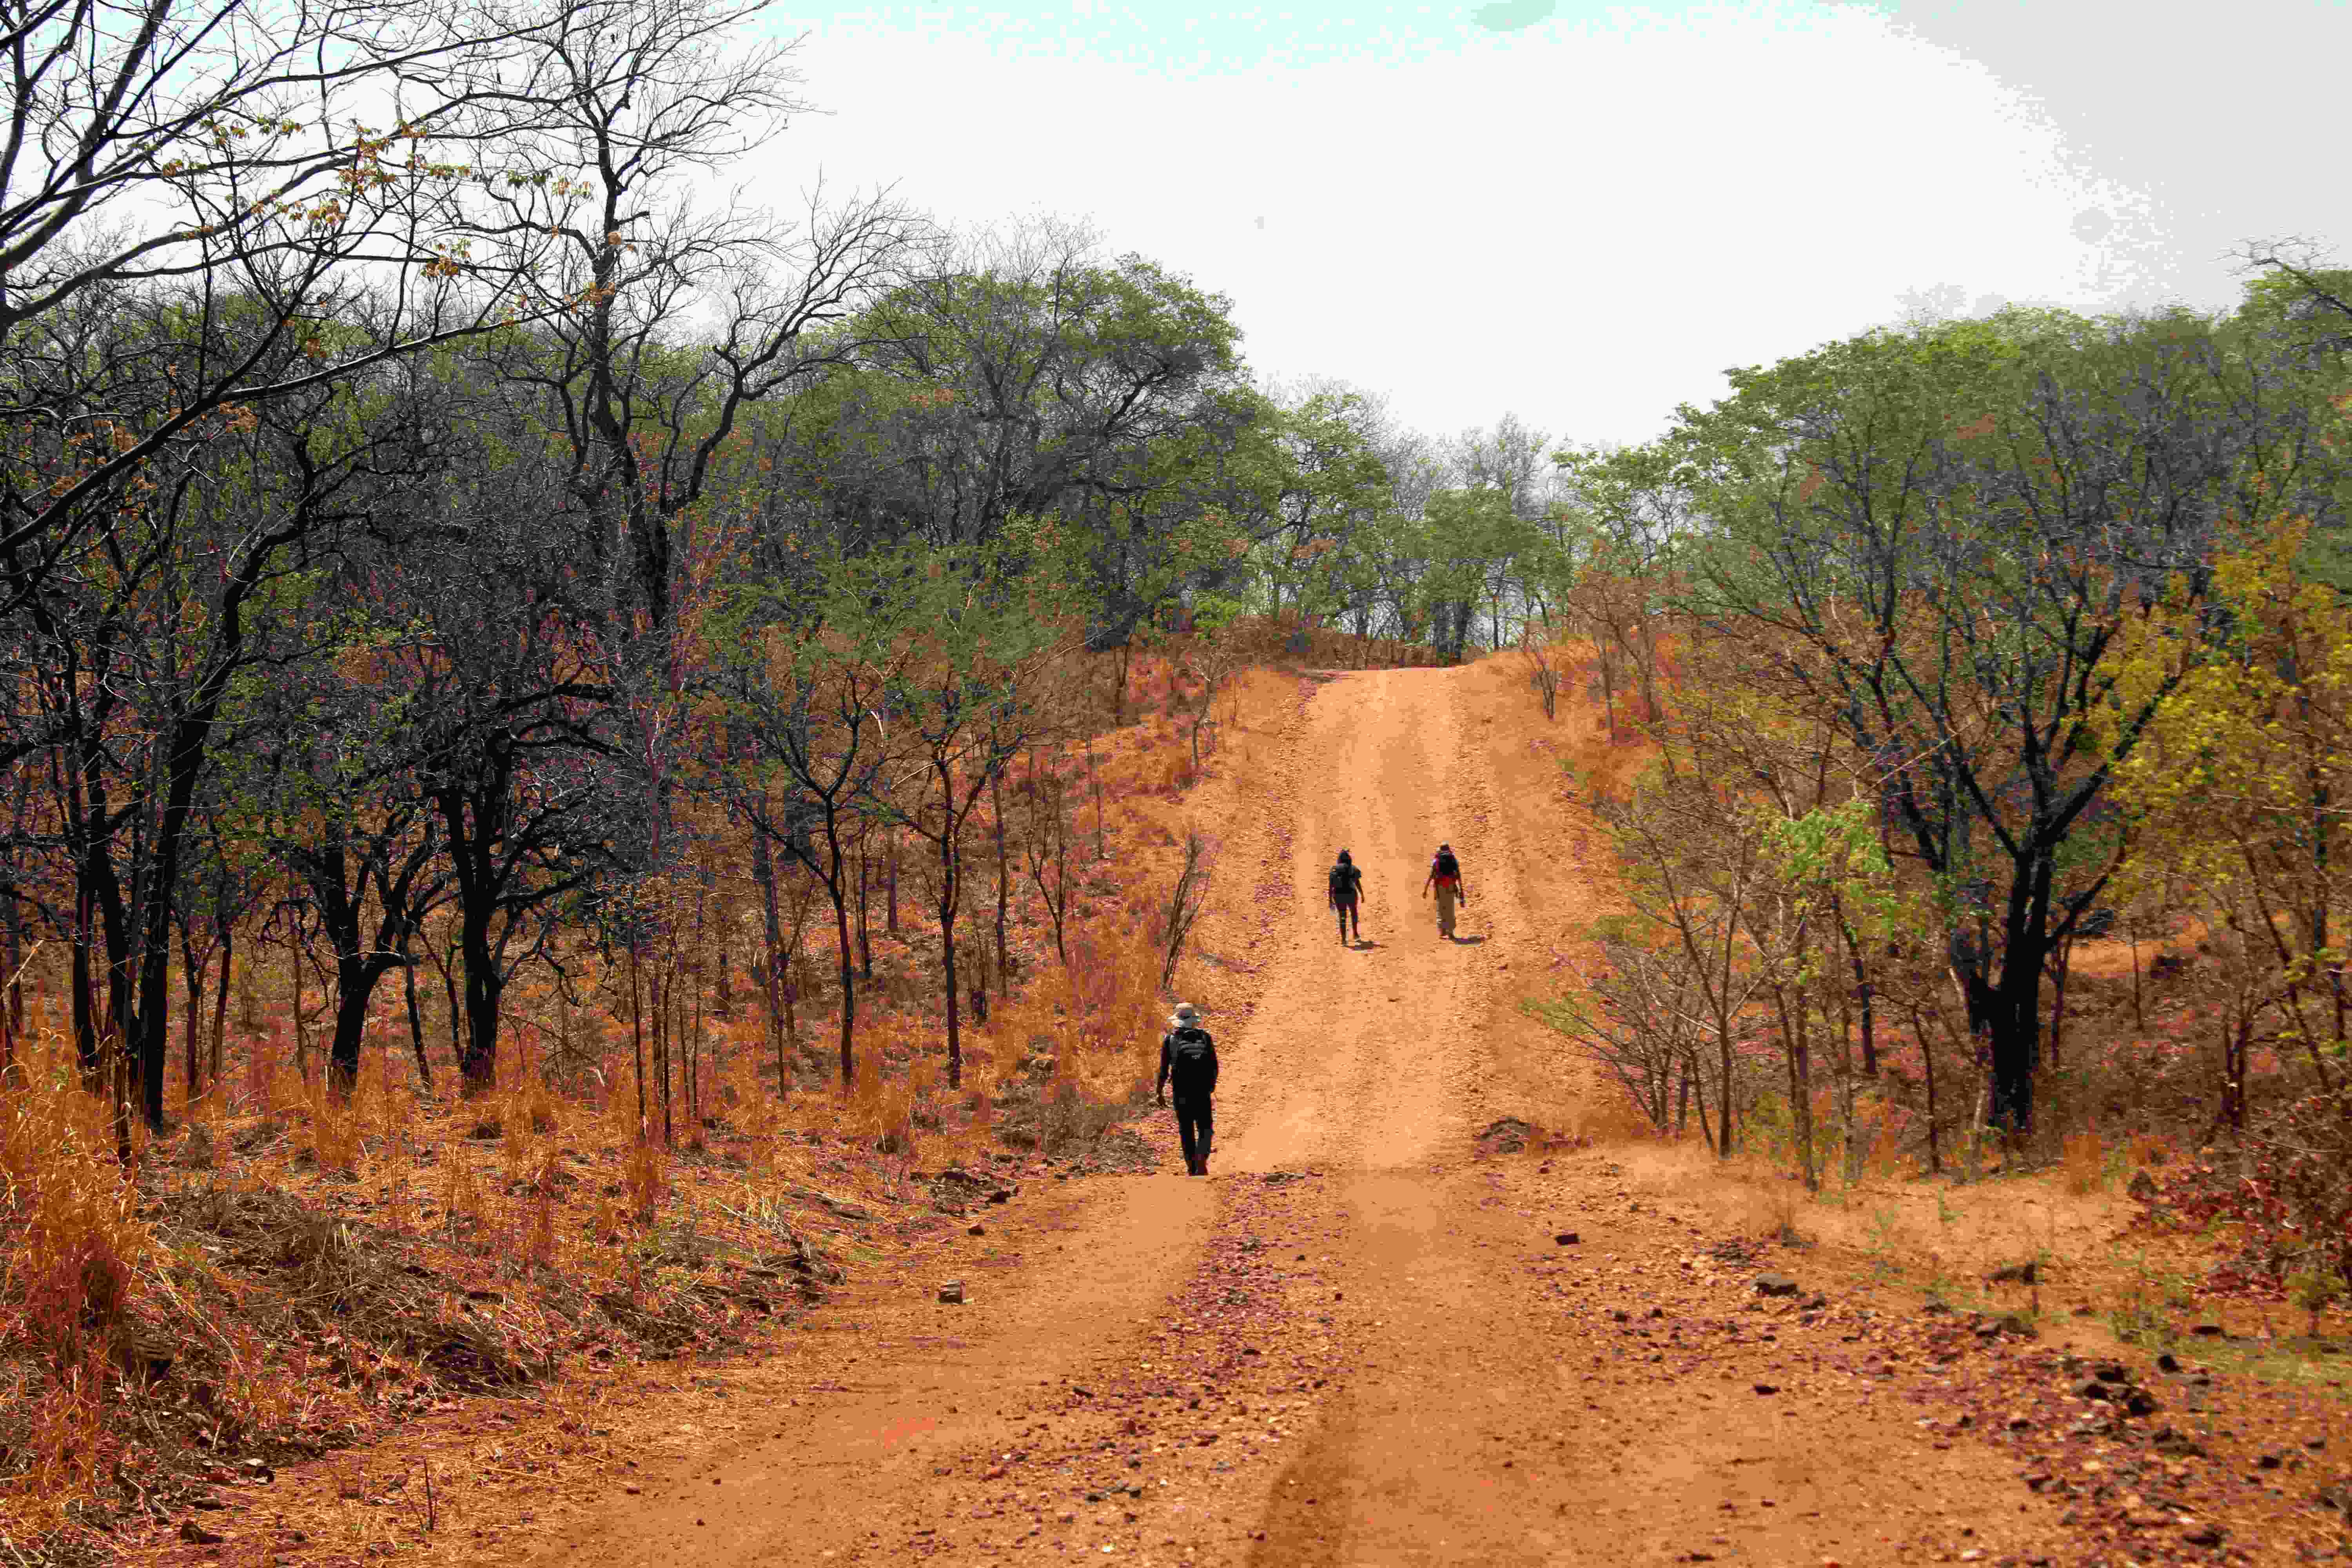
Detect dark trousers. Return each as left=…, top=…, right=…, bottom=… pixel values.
left=1334, top=897, right=1360, bottom=943
left=1174, top=1095, right=1214, bottom=1174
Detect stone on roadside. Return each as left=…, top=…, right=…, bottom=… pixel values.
left=1754, top=1273, right=1800, bottom=1298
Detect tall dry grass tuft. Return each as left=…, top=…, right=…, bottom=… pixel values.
left=303, top=1074, right=364, bottom=1177
left=846, top=1045, right=920, bottom=1156
left=440, top=1147, right=485, bottom=1240
left=2062, top=1131, right=2108, bottom=1195
left=520, top=1139, right=562, bottom=1272
left=1056, top=920, right=1163, bottom=1089
left=622, top=1136, right=667, bottom=1222
left=183, top=1076, right=229, bottom=1170
left=1, top=1032, right=147, bottom=1375
left=19, top=1352, right=108, bottom=1508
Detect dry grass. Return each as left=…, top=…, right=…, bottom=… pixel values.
left=621, top=1135, right=666, bottom=1221
left=1, top=1021, right=146, bottom=1372
left=2062, top=1131, right=2107, bottom=1194
left=0, top=1016, right=148, bottom=1526
left=0, top=639, right=1369, bottom=1547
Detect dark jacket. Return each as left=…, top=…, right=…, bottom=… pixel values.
left=1157, top=1025, right=1219, bottom=1101
left=1328, top=861, right=1364, bottom=904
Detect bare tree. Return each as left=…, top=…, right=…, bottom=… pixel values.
left=1159, top=829, right=1216, bottom=993
left=1524, top=921, right=1715, bottom=1139
left=1017, top=750, right=1078, bottom=967
left=470, top=0, right=926, bottom=632
left=0, top=0, right=605, bottom=617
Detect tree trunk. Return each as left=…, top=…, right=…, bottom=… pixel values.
left=210, top=925, right=232, bottom=1089
left=933, top=766, right=966, bottom=1091
left=455, top=885, right=501, bottom=1096
left=992, top=768, right=1011, bottom=990
left=1923, top=1017, right=1942, bottom=1175
left=751, top=820, right=785, bottom=1066
left=180, top=924, right=205, bottom=1098
left=290, top=926, right=311, bottom=1085
left=69, top=851, right=103, bottom=1088
left=1975, top=965, right=2041, bottom=1138
left=1686, top=1046, right=1715, bottom=1150
left=857, top=834, right=873, bottom=980
left=432, top=935, right=461, bottom=1060
left=1710, top=993, right=1737, bottom=1158
left=655, top=964, right=673, bottom=1144
left=1838, top=911, right=1877, bottom=1076
left=629, top=946, right=648, bottom=1134
left=134, top=706, right=221, bottom=1129
left=328, top=954, right=388, bottom=1098
left=1774, top=985, right=1817, bottom=1191
left=403, top=959, right=434, bottom=1093
left=938, top=870, right=963, bottom=1091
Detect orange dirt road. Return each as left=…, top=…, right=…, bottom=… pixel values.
left=522, top=666, right=2083, bottom=1566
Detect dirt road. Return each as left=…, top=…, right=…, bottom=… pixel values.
left=520, top=666, right=2089, bottom=1567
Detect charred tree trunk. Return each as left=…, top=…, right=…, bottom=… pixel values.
left=403, top=959, right=433, bottom=1093
left=434, top=740, right=516, bottom=1098
left=210, top=924, right=232, bottom=1089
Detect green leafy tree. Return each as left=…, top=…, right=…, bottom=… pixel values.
left=872, top=542, right=1074, bottom=1088
left=1674, top=308, right=2347, bottom=1135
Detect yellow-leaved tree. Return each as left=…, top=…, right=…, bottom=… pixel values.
left=2109, top=517, right=2351, bottom=1110
left=2106, top=516, right=2350, bottom=1281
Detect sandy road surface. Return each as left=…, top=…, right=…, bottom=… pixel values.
left=523, top=666, right=2089, bottom=1567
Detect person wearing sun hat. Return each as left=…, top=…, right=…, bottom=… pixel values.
left=1154, top=1002, right=1220, bottom=1175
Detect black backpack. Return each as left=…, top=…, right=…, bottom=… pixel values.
left=1328, top=862, right=1360, bottom=901
left=1168, top=1025, right=1214, bottom=1083
left=1434, top=849, right=1461, bottom=882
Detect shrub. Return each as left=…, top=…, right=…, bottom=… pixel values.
left=2133, top=1079, right=2352, bottom=1285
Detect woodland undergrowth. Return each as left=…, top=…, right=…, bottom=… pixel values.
left=0, top=645, right=1321, bottom=1550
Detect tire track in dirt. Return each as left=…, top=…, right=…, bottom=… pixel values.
left=515, top=664, right=2103, bottom=1568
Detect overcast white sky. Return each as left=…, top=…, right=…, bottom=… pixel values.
left=737, top=0, right=2348, bottom=450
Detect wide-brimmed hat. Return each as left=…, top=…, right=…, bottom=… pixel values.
left=1170, top=1002, right=1201, bottom=1027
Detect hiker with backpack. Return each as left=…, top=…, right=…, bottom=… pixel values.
left=1424, top=842, right=1468, bottom=939
left=1155, top=1002, right=1220, bottom=1176
left=1327, top=849, right=1366, bottom=945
